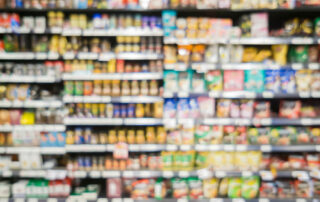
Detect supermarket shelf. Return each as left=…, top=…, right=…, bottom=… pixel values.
left=0, top=100, right=62, bottom=108
left=164, top=91, right=320, bottom=99
left=0, top=169, right=317, bottom=180
left=166, top=62, right=320, bottom=72
left=0, top=75, right=60, bottom=83
left=63, top=96, right=162, bottom=103
left=63, top=144, right=320, bottom=153
left=62, top=72, right=163, bottom=80
left=163, top=118, right=320, bottom=126
left=1, top=199, right=320, bottom=202
left=164, top=37, right=319, bottom=45
left=1, top=144, right=317, bottom=154
left=3, top=147, right=65, bottom=155
left=1, top=199, right=319, bottom=202
left=0, top=52, right=163, bottom=61
left=64, top=118, right=163, bottom=126
left=82, top=29, right=163, bottom=36
left=0, top=125, right=66, bottom=132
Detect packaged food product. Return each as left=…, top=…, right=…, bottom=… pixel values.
left=154, top=178, right=167, bottom=200
left=254, top=101, right=270, bottom=118
left=164, top=71, right=178, bottom=93
left=178, top=71, right=192, bottom=93
left=241, top=176, right=260, bottom=199
left=217, top=99, right=231, bottom=118
left=131, top=179, right=149, bottom=199
left=107, top=178, right=122, bottom=198
left=228, top=178, right=242, bottom=198
left=224, top=70, right=244, bottom=91
left=248, top=127, right=270, bottom=145
left=272, top=45, right=288, bottom=66
left=206, top=70, right=223, bottom=91
left=295, top=70, right=312, bottom=92
left=240, top=100, right=254, bottom=118
left=279, top=100, right=301, bottom=119
left=294, top=180, right=311, bottom=198
left=188, top=177, right=203, bottom=199
left=264, top=70, right=281, bottom=93
left=280, top=69, right=296, bottom=93
left=172, top=178, right=188, bottom=199
left=259, top=182, right=277, bottom=198
left=203, top=178, right=219, bottom=198
left=219, top=178, right=229, bottom=197
left=244, top=70, right=264, bottom=92
left=197, top=97, right=215, bottom=118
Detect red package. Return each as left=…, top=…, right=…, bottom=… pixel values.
left=289, top=155, right=306, bottom=170
left=294, top=180, right=311, bottom=198
left=107, top=178, right=122, bottom=198
left=223, top=70, right=244, bottom=91
left=131, top=179, right=149, bottom=199
left=279, top=100, right=301, bottom=119
left=254, top=101, right=271, bottom=118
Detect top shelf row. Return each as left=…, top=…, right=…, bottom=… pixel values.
left=2, top=0, right=320, bottom=12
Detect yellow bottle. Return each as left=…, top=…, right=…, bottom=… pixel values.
left=108, top=130, right=117, bottom=144
left=118, top=130, right=127, bottom=143
left=146, top=127, right=156, bottom=144
left=136, top=130, right=145, bottom=144
left=135, top=104, right=144, bottom=118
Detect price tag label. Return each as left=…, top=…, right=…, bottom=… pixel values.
left=224, top=145, right=235, bottom=151
left=111, top=199, right=122, bottom=202
left=139, top=171, right=151, bottom=178
left=89, top=171, right=101, bottom=178
left=210, top=199, right=223, bottom=202
left=180, top=145, right=192, bottom=151
left=123, top=171, right=134, bottom=178
left=301, top=118, right=313, bottom=125
left=215, top=171, right=226, bottom=178
left=166, top=145, right=178, bottom=151
left=309, top=63, right=319, bottom=70
left=299, top=92, right=310, bottom=98
left=162, top=171, right=174, bottom=178
left=259, top=199, right=270, bottom=202
left=232, top=199, right=245, bottom=202
left=102, top=171, right=120, bottom=178
left=195, top=144, right=207, bottom=151
left=242, top=171, right=253, bottom=177
left=292, top=63, right=303, bottom=70
left=28, top=199, right=38, bottom=202
left=236, top=145, right=247, bottom=151
left=296, top=199, right=307, bottom=202
left=123, top=199, right=133, bottom=202
left=178, top=92, right=189, bottom=98
left=178, top=171, right=190, bottom=178
left=316, top=145, right=320, bottom=152
left=74, top=171, right=87, bottom=178
left=50, top=27, right=62, bottom=34
left=177, top=199, right=188, bottom=202
left=293, top=171, right=310, bottom=181
left=14, top=199, right=24, bottom=202
left=97, top=199, right=108, bottom=202
left=260, top=118, right=272, bottom=125
left=262, top=92, right=274, bottom=98
left=261, top=145, right=272, bottom=152
left=163, top=91, right=174, bottom=98
left=197, top=169, right=212, bottom=179
left=260, top=171, right=274, bottom=181
left=113, top=142, right=128, bottom=159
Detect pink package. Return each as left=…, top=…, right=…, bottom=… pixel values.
left=251, top=13, right=268, bottom=37
left=197, top=97, right=215, bottom=118
left=224, top=70, right=244, bottom=91
left=10, top=110, right=21, bottom=125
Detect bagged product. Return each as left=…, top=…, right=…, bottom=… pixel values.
left=218, top=178, right=229, bottom=197
left=154, top=178, right=167, bottom=200
left=259, top=182, right=277, bottom=198
left=264, top=70, right=281, bottom=93
left=228, top=178, right=242, bottom=198
left=241, top=176, right=260, bottom=199
left=205, top=70, right=223, bottom=91
left=188, top=177, right=204, bottom=199
left=248, top=127, right=270, bottom=145
left=178, top=71, right=192, bottom=93
left=272, top=45, right=288, bottom=66
left=295, top=70, right=312, bottom=92
left=164, top=71, right=178, bottom=93
left=131, top=179, right=149, bottom=199
left=279, top=100, right=301, bottom=119
left=177, top=98, right=190, bottom=119
left=164, top=99, right=177, bottom=118
left=280, top=69, right=296, bottom=93
left=217, top=99, right=231, bottom=118
left=254, top=101, right=270, bottom=118
left=203, top=178, right=219, bottom=198
left=172, top=178, right=189, bottom=199
left=198, top=97, right=215, bottom=118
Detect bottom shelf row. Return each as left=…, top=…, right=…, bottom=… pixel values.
left=1, top=175, right=320, bottom=201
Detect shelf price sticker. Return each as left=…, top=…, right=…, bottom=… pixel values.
left=113, top=142, right=128, bottom=159
left=123, top=199, right=133, bottom=202
left=14, top=199, right=24, bottom=202
left=262, top=92, right=274, bottom=98
left=111, top=199, right=122, bottom=202
left=162, top=171, right=174, bottom=178
left=197, top=168, right=212, bottom=179
left=209, top=199, right=223, bottom=202
left=259, top=199, right=270, bottom=202
left=215, top=171, right=226, bottom=178
left=259, top=171, right=274, bottom=181
left=242, top=171, right=253, bottom=177
left=89, top=171, right=101, bottom=178
left=102, top=171, right=120, bottom=178
left=310, top=169, right=320, bottom=179
left=232, top=198, right=245, bottom=202
left=260, top=145, right=272, bottom=152
left=97, top=199, right=108, bottom=202
left=296, top=199, right=307, bottom=202
left=166, top=144, right=178, bottom=151
left=178, top=171, right=190, bottom=178
left=177, top=199, right=188, bottom=202
left=292, top=171, right=310, bottom=181
left=28, top=199, right=38, bottom=202
left=316, top=145, right=320, bottom=152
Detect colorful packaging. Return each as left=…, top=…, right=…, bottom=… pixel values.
left=254, top=101, right=270, bottom=118
left=272, top=45, right=288, bottom=66
left=241, top=176, right=260, bottom=199
left=228, top=178, right=242, bottom=198
left=171, top=178, right=189, bottom=199
left=217, top=99, right=231, bottom=118
left=188, top=177, right=203, bottom=199
left=279, top=100, right=301, bottom=119
left=164, top=99, right=177, bottom=118
left=203, top=178, right=219, bottom=198
left=244, top=70, right=265, bottom=92
left=295, top=70, right=312, bottom=92
left=164, top=71, right=178, bottom=93
left=219, top=178, right=229, bottom=197
left=280, top=69, right=296, bottom=93
left=177, top=98, right=190, bottom=119
left=264, top=70, right=281, bottom=93
left=224, top=70, right=244, bottom=91
left=192, top=73, right=205, bottom=93
left=197, top=97, right=215, bottom=118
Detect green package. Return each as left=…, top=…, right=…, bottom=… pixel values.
left=228, top=178, right=242, bottom=198
left=241, top=176, right=260, bottom=199
left=244, top=70, right=265, bottom=92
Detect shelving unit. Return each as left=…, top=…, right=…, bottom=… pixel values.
left=1, top=1, right=320, bottom=201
